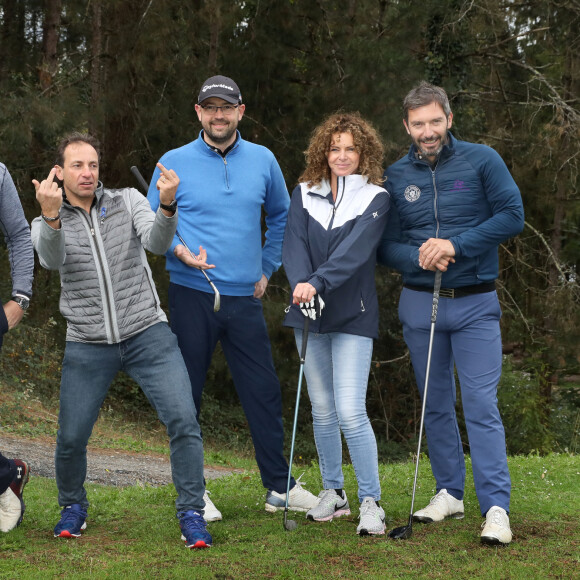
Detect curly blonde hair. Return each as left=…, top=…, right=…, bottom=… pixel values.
left=299, top=112, right=385, bottom=187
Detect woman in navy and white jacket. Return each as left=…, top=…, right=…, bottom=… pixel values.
left=282, top=112, right=390, bottom=536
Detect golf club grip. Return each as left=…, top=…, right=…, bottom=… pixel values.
left=299, top=317, right=310, bottom=362
left=431, top=270, right=442, bottom=323
left=130, top=165, right=150, bottom=194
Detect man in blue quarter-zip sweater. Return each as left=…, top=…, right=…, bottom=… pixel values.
left=378, top=82, right=524, bottom=546
left=148, top=76, right=318, bottom=521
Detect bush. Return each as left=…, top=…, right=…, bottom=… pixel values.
left=498, top=356, right=554, bottom=454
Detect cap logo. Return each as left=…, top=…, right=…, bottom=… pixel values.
left=202, top=83, right=235, bottom=93
left=404, top=185, right=421, bottom=202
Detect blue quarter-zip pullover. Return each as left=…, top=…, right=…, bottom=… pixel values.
left=148, top=131, right=290, bottom=296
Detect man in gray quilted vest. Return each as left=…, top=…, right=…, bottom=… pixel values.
left=30, top=132, right=212, bottom=549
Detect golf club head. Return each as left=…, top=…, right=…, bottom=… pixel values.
left=283, top=511, right=298, bottom=531
left=388, top=524, right=413, bottom=540
left=212, top=288, right=221, bottom=312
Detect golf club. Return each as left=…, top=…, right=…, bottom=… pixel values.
left=129, top=165, right=221, bottom=312
left=283, top=315, right=310, bottom=531
left=388, top=270, right=442, bottom=540
left=174, top=231, right=221, bottom=312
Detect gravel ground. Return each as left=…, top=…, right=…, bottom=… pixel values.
left=0, top=434, right=241, bottom=487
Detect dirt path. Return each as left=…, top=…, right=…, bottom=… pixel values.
left=0, top=434, right=242, bottom=487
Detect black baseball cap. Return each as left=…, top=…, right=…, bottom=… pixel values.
left=198, top=75, right=242, bottom=105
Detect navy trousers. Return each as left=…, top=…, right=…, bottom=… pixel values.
left=169, top=283, right=294, bottom=493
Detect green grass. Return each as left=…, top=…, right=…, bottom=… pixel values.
left=0, top=454, right=577, bottom=579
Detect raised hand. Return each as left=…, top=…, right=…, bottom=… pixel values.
left=156, top=162, right=179, bottom=206
left=32, top=167, right=63, bottom=219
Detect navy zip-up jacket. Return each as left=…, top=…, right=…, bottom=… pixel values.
left=377, top=133, right=524, bottom=288
left=283, top=174, right=389, bottom=338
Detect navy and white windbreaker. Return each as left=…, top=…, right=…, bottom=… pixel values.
left=283, top=174, right=390, bottom=338
left=378, top=132, right=524, bottom=288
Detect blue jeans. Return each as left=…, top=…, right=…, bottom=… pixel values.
left=295, top=329, right=381, bottom=502
left=399, top=288, right=511, bottom=515
left=55, top=322, right=205, bottom=513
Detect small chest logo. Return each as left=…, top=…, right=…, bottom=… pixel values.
left=404, top=185, right=421, bottom=202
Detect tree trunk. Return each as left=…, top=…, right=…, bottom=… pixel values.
left=39, top=0, right=62, bottom=90
left=89, top=0, right=103, bottom=135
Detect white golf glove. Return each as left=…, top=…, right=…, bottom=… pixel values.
left=299, top=295, right=325, bottom=320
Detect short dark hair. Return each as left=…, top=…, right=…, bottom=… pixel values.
left=56, top=132, right=101, bottom=166
left=403, top=81, right=451, bottom=121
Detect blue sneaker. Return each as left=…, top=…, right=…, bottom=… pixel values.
left=178, top=510, right=212, bottom=549
left=54, top=504, right=87, bottom=538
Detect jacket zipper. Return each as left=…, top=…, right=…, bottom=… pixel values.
left=83, top=208, right=118, bottom=343
left=222, top=157, right=229, bottom=190
left=329, top=176, right=346, bottom=227
left=319, top=176, right=347, bottom=334
left=207, top=140, right=239, bottom=191
left=431, top=164, right=440, bottom=237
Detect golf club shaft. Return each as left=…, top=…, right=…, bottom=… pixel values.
left=284, top=316, right=310, bottom=511
left=129, top=165, right=221, bottom=307
left=408, top=270, right=442, bottom=517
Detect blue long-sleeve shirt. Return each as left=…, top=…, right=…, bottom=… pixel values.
left=148, top=132, right=290, bottom=296
left=378, top=133, right=524, bottom=288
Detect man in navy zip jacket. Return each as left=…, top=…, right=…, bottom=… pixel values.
left=378, top=82, right=524, bottom=545
left=148, top=76, right=318, bottom=520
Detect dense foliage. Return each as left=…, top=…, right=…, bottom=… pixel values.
left=0, top=0, right=578, bottom=455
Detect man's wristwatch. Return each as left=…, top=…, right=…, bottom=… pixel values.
left=11, top=295, right=30, bottom=310
left=159, top=200, right=177, bottom=214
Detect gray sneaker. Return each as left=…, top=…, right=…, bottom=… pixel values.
left=307, top=489, right=351, bottom=522
left=356, top=497, right=385, bottom=536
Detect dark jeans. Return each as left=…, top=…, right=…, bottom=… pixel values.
left=169, top=283, right=294, bottom=493
left=55, top=322, right=205, bottom=513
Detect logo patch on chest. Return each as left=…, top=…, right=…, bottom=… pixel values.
left=404, top=185, right=421, bottom=202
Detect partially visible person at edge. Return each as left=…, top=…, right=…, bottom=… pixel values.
left=147, top=75, right=318, bottom=521
left=377, top=81, right=524, bottom=545
left=31, top=133, right=212, bottom=549
left=0, top=162, right=33, bottom=533
left=282, top=112, right=390, bottom=536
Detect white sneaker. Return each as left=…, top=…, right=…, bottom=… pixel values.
left=264, top=475, right=318, bottom=513
left=481, top=506, right=512, bottom=545
left=203, top=490, right=222, bottom=522
left=413, top=489, right=464, bottom=523
left=0, top=459, right=29, bottom=533
left=0, top=488, right=22, bottom=533
left=356, top=497, right=385, bottom=536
